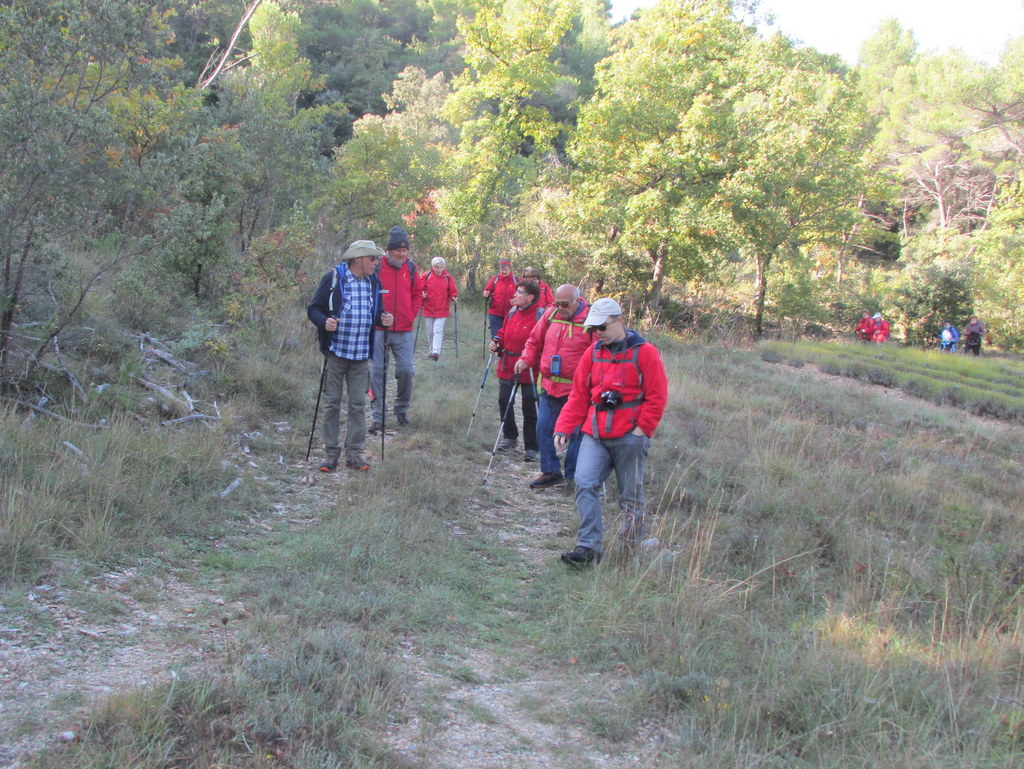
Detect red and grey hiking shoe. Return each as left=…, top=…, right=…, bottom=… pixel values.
left=346, top=455, right=371, bottom=471
left=319, top=456, right=339, bottom=473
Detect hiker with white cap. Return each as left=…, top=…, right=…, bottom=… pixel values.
left=870, top=312, right=890, bottom=343
left=552, top=298, right=668, bottom=566
left=307, top=240, right=393, bottom=472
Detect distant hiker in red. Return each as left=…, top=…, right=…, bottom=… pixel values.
left=870, top=313, right=890, bottom=343
left=963, top=316, right=986, bottom=356
left=521, top=267, right=554, bottom=308
left=855, top=311, right=875, bottom=341
left=422, top=256, right=458, bottom=361
left=489, top=282, right=543, bottom=461
left=483, top=258, right=519, bottom=338
left=553, top=298, right=668, bottom=567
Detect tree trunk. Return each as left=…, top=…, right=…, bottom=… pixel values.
left=754, top=251, right=768, bottom=338
left=647, top=242, right=667, bottom=311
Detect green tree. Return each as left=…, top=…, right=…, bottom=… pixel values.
left=722, top=37, right=867, bottom=335
left=0, top=0, right=182, bottom=388
left=439, top=0, right=577, bottom=289
left=568, top=0, right=750, bottom=307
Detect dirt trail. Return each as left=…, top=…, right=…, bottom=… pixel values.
left=0, top=425, right=671, bottom=768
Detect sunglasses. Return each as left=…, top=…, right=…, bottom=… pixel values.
left=553, top=301, right=572, bottom=308
left=590, top=323, right=608, bottom=332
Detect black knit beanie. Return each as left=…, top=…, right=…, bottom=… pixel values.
left=387, top=226, right=410, bottom=250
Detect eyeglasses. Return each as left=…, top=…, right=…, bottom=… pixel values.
left=553, top=301, right=572, bottom=308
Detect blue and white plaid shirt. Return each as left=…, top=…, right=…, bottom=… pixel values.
left=329, top=264, right=375, bottom=361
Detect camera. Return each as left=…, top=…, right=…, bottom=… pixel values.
left=599, top=390, right=623, bottom=409
left=550, top=354, right=561, bottom=376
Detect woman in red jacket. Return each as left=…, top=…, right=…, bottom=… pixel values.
left=422, top=256, right=459, bottom=360
left=488, top=282, right=543, bottom=461
left=483, top=258, right=519, bottom=337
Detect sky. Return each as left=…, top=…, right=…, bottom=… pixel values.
left=609, top=0, right=1024, bottom=66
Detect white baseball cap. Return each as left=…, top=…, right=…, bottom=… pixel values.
left=584, top=297, right=623, bottom=326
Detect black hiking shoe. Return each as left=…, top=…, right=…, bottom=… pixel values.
left=529, top=471, right=563, bottom=489
left=497, top=436, right=517, bottom=452
left=319, top=456, right=339, bottom=473
left=395, top=413, right=409, bottom=426
left=524, top=449, right=538, bottom=462
left=367, top=421, right=382, bottom=435
left=560, top=546, right=601, bottom=567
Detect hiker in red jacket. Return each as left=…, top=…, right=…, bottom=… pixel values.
left=515, top=285, right=592, bottom=489
left=369, top=226, right=423, bottom=432
left=870, top=312, right=890, bottom=343
left=553, top=298, right=668, bottom=566
left=422, top=256, right=458, bottom=361
left=855, top=311, right=874, bottom=341
left=521, top=267, right=554, bottom=307
left=483, top=258, right=519, bottom=337
left=489, top=282, right=544, bottom=461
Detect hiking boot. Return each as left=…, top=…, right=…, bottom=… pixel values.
left=523, top=449, right=538, bottom=462
left=318, top=456, right=339, bottom=473
left=497, top=436, right=517, bottom=452
left=395, top=413, right=409, bottom=426
left=429, top=353, right=439, bottom=361
left=529, top=471, right=563, bottom=489
left=560, top=545, right=601, bottom=566
left=346, top=455, right=371, bottom=471
left=367, top=421, right=382, bottom=435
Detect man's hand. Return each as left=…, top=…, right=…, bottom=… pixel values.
left=382, top=312, right=394, bottom=328
left=553, top=432, right=569, bottom=452
left=325, top=317, right=338, bottom=332
left=513, top=359, right=527, bottom=375
left=631, top=427, right=647, bottom=437
left=488, top=340, right=500, bottom=353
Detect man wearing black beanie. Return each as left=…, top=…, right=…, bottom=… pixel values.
left=369, top=225, right=423, bottom=431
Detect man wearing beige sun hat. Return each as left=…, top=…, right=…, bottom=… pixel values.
left=307, top=240, right=394, bottom=472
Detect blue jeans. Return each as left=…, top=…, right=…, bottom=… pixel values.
left=370, top=331, right=415, bottom=421
left=488, top=313, right=504, bottom=338
left=574, top=432, right=650, bottom=553
left=537, top=392, right=581, bottom=478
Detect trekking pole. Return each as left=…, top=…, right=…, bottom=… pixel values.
left=482, top=311, right=486, bottom=360
left=467, top=351, right=496, bottom=436
left=305, top=355, right=328, bottom=462
left=483, top=373, right=520, bottom=484
left=380, top=329, right=388, bottom=462
left=413, top=308, right=423, bottom=354
left=453, top=303, right=459, bottom=359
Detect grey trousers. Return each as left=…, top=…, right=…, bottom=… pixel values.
left=370, top=330, right=415, bottom=421
left=573, top=431, right=650, bottom=552
left=322, top=355, right=370, bottom=461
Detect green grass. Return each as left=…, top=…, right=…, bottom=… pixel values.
left=15, top=307, right=1024, bottom=767
left=760, top=339, right=1024, bottom=421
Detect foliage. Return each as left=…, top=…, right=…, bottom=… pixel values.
left=0, top=0, right=183, bottom=390
left=760, top=339, right=1024, bottom=420
left=889, top=251, right=975, bottom=345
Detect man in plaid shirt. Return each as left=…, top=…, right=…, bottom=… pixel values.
left=308, top=240, right=393, bottom=472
